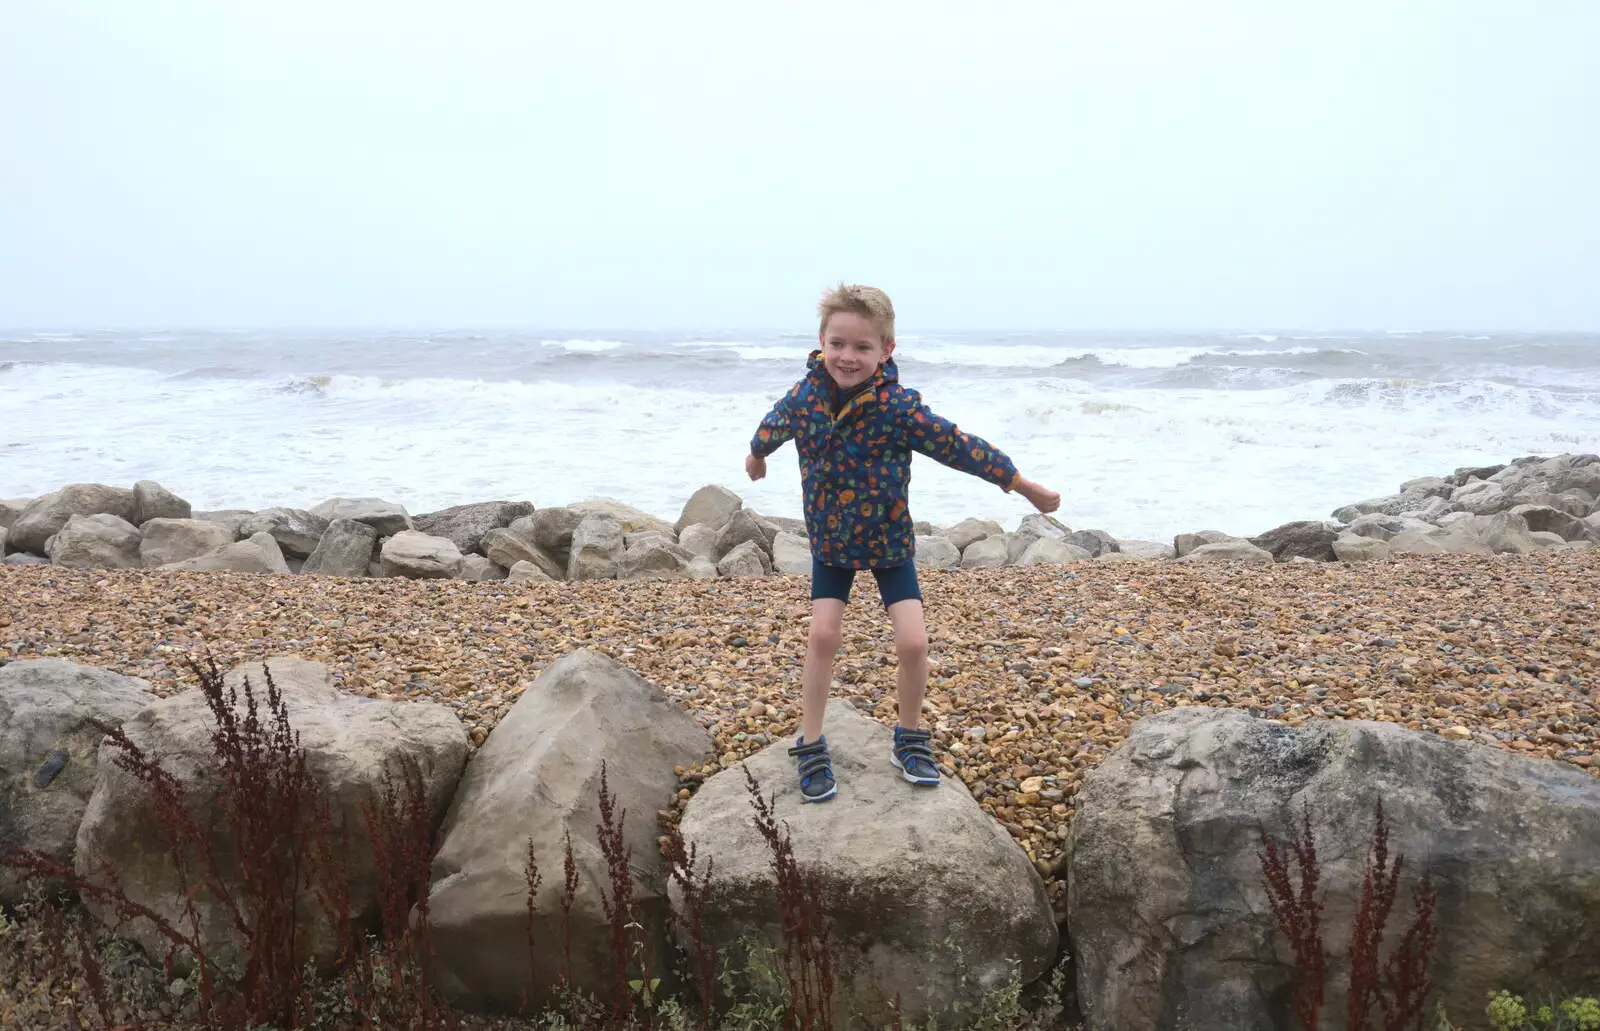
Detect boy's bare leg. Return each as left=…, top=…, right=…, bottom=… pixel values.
left=887, top=599, right=929, bottom=731
left=801, top=598, right=846, bottom=743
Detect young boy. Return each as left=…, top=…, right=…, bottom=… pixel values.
left=745, top=284, right=1061, bottom=802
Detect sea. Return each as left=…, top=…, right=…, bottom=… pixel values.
left=2, top=330, right=1598, bottom=543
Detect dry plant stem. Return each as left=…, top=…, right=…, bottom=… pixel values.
left=524, top=837, right=543, bottom=1003
left=1259, top=801, right=1441, bottom=1031
left=662, top=824, right=718, bottom=1031
left=1349, top=800, right=1402, bottom=1031
left=1256, top=804, right=1325, bottom=1031
left=594, top=761, right=639, bottom=1029
left=560, top=829, right=579, bottom=992
left=1381, top=871, right=1438, bottom=1031
left=743, top=764, right=835, bottom=1031
left=1, top=647, right=461, bottom=1031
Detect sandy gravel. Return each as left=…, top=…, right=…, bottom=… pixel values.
left=3, top=552, right=1597, bottom=909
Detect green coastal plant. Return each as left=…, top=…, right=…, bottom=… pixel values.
left=1476, top=990, right=1600, bottom=1031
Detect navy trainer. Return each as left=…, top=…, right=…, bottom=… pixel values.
left=788, top=736, right=837, bottom=802
left=890, top=727, right=940, bottom=786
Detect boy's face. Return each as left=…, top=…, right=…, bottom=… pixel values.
left=820, top=312, right=893, bottom=390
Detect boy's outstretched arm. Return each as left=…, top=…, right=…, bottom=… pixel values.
left=747, top=392, right=797, bottom=481
left=903, top=392, right=1061, bottom=513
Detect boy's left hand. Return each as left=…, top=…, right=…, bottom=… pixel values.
left=1016, top=477, right=1061, bottom=514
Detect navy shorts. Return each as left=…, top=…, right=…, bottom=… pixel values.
left=810, top=559, right=923, bottom=609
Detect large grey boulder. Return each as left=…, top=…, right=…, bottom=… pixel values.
left=567, top=499, right=674, bottom=536
left=412, top=501, right=534, bottom=556
left=1474, top=511, right=1540, bottom=555
left=526, top=508, right=585, bottom=558
left=239, top=508, right=330, bottom=559
left=458, top=555, right=506, bottom=582
left=191, top=510, right=252, bottom=541
left=0, top=661, right=152, bottom=904
left=1178, top=540, right=1274, bottom=564
left=1330, top=491, right=1433, bottom=523
left=1398, top=495, right=1454, bottom=523
left=1064, top=529, right=1120, bottom=559
left=617, top=537, right=699, bottom=580
left=624, top=529, right=676, bottom=550
left=1332, top=534, right=1391, bottom=563
left=480, top=525, right=565, bottom=581
left=567, top=515, right=624, bottom=581
left=4, top=554, right=50, bottom=567
left=1248, top=520, right=1341, bottom=563
left=1000, top=531, right=1033, bottom=564
left=1173, top=530, right=1238, bottom=558
left=76, top=657, right=469, bottom=971
left=131, top=480, right=191, bottom=525
left=714, top=509, right=772, bottom=561
left=1455, top=483, right=1520, bottom=517
left=1552, top=463, right=1600, bottom=499
left=1019, top=538, right=1092, bottom=565
left=944, top=517, right=1004, bottom=553
left=1398, top=474, right=1452, bottom=498
left=1016, top=513, right=1070, bottom=541
left=1511, top=503, right=1600, bottom=542
left=960, top=536, right=1009, bottom=569
left=380, top=530, right=465, bottom=579
left=1449, top=478, right=1498, bottom=503
left=745, top=511, right=783, bottom=550
left=1448, top=463, right=1505, bottom=485
left=678, top=706, right=1056, bottom=1029
left=913, top=535, right=961, bottom=570
left=675, top=484, right=742, bottom=533
left=1116, top=540, right=1176, bottom=560
left=505, top=560, right=552, bottom=584
left=139, top=518, right=235, bottom=568
left=1518, top=492, right=1594, bottom=518
left=0, top=526, right=7, bottom=557
left=167, top=532, right=290, bottom=574
left=1069, top=707, right=1600, bottom=1031
left=309, top=497, right=414, bottom=537
left=9, top=484, right=138, bottom=554
left=1389, top=525, right=1492, bottom=557
left=426, top=649, right=711, bottom=1013
left=716, top=539, right=771, bottom=578
left=1343, top=513, right=1406, bottom=541
left=761, top=514, right=808, bottom=537
left=300, top=518, right=379, bottom=577
left=0, top=498, right=29, bottom=532
left=677, top=523, right=719, bottom=561
left=770, top=531, right=812, bottom=575
left=48, top=514, right=143, bottom=570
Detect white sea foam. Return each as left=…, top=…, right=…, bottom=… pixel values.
left=2, top=333, right=1597, bottom=541
left=540, top=338, right=626, bottom=352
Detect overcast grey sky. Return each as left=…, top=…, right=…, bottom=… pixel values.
left=2, top=2, right=1596, bottom=330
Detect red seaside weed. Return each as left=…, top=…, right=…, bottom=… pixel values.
left=1258, top=801, right=1439, bottom=1031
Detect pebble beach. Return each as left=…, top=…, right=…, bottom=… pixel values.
left=4, top=550, right=1596, bottom=911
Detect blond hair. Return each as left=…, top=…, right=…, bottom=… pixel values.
left=818, top=283, right=895, bottom=345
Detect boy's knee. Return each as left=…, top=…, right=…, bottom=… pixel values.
left=895, top=630, right=928, bottom=663
left=808, top=619, right=843, bottom=654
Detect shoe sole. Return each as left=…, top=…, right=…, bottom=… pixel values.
left=890, top=752, right=940, bottom=787
left=801, top=783, right=838, bottom=802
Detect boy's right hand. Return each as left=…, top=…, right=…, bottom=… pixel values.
left=745, top=453, right=767, bottom=481
left=1016, top=477, right=1061, bottom=514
